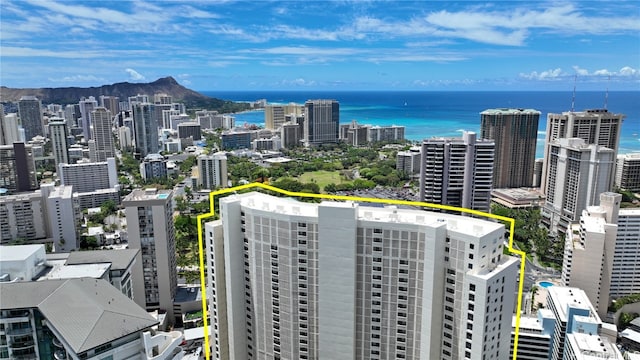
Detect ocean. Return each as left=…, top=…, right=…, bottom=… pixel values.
left=201, top=91, right=640, bottom=158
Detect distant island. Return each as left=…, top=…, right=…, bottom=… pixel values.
left=0, top=76, right=251, bottom=113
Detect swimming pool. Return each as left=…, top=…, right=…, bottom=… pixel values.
left=539, top=281, right=554, bottom=288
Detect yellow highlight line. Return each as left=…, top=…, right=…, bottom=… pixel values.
left=196, top=182, right=526, bottom=360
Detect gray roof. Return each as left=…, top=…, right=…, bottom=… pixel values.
left=0, top=278, right=157, bottom=354
left=65, top=249, right=139, bottom=271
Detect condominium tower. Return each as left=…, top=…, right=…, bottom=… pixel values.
left=17, top=96, right=43, bottom=141
left=78, top=96, right=98, bottom=140
left=480, top=108, right=540, bottom=188
left=419, top=131, right=494, bottom=212
left=132, top=103, right=159, bottom=157
left=197, top=152, right=228, bottom=190
left=265, top=103, right=304, bottom=130
left=91, top=107, right=115, bottom=162
left=541, top=109, right=624, bottom=192
left=615, top=153, right=640, bottom=192
left=0, top=142, right=37, bottom=193
left=303, top=99, right=339, bottom=146
left=48, top=118, right=70, bottom=166
left=541, top=138, right=615, bottom=235
left=123, top=188, right=177, bottom=326
left=205, top=192, right=519, bottom=360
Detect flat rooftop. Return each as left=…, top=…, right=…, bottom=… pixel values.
left=548, top=286, right=598, bottom=322
left=0, top=244, right=43, bottom=262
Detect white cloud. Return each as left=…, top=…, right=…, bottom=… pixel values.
left=280, top=78, right=317, bottom=87
left=520, top=66, right=640, bottom=81
left=619, top=66, right=638, bottom=76
left=594, top=69, right=611, bottom=76
left=519, top=68, right=564, bottom=80
left=572, top=66, right=589, bottom=76
left=47, top=74, right=106, bottom=82
left=125, top=68, right=145, bottom=81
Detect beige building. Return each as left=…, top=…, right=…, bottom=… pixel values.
left=264, top=103, right=303, bottom=130
left=615, top=153, right=640, bottom=192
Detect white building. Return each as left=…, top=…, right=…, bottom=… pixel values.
left=419, top=131, right=495, bottom=212
left=91, top=107, right=115, bottom=162
left=615, top=153, right=640, bottom=192
left=0, top=278, right=184, bottom=360
left=78, top=96, right=98, bottom=140
left=44, top=185, right=79, bottom=252
left=197, top=153, right=228, bottom=190
left=1, top=113, right=22, bottom=145
left=541, top=138, right=615, bottom=235
left=140, top=153, right=168, bottom=181
left=396, top=147, right=421, bottom=175
left=58, top=158, right=118, bottom=193
left=0, top=191, right=47, bottom=243
left=118, top=125, right=133, bottom=150
left=123, top=188, right=178, bottom=327
left=205, top=192, right=519, bottom=360
left=48, top=118, right=70, bottom=166
left=563, top=192, right=640, bottom=318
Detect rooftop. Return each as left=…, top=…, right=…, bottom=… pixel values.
left=0, top=244, right=44, bottom=262
left=566, top=332, right=621, bottom=359
left=0, top=278, right=158, bottom=353
left=123, top=188, right=172, bottom=202
left=548, top=286, right=598, bottom=322
left=65, top=249, right=139, bottom=271
left=481, top=108, right=541, bottom=115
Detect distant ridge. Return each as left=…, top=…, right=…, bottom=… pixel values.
left=0, top=76, right=249, bottom=112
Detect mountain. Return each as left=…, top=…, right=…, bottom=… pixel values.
left=0, top=77, right=250, bottom=112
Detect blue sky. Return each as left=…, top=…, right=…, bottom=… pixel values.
left=1, top=1, right=639, bottom=91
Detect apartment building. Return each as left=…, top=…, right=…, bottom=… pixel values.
left=304, top=99, right=339, bottom=146
left=615, top=153, right=640, bottom=192
left=205, top=191, right=519, bottom=360
left=197, top=152, right=228, bottom=190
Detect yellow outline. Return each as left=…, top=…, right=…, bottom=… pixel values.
left=197, top=182, right=526, bottom=360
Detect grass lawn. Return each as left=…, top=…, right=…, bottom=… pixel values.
left=298, top=170, right=348, bottom=190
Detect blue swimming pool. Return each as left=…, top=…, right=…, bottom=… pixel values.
left=539, top=281, right=554, bottom=288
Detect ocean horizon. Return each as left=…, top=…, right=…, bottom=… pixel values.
left=202, top=90, right=640, bottom=159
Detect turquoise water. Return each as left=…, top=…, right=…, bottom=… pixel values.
left=158, top=194, right=169, bottom=199
left=203, top=91, right=640, bottom=159
left=539, top=281, right=554, bottom=288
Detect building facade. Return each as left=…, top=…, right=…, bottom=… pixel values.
left=615, top=153, right=640, bottom=192
left=132, top=103, right=159, bottom=157
left=541, top=138, right=615, bottom=235
left=48, top=118, right=70, bottom=166
left=197, top=153, right=228, bottom=190
left=140, top=153, right=168, bottom=181
left=0, top=142, right=37, bottom=193
left=123, top=189, right=178, bottom=325
left=265, top=103, right=304, bottom=130
left=91, top=107, right=115, bottom=162
left=419, top=131, right=495, bottom=212
left=396, top=147, right=421, bottom=175
left=78, top=96, right=98, bottom=140
left=304, top=99, right=339, bottom=146
left=205, top=192, right=519, bottom=360
left=58, top=158, right=118, bottom=193
left=480, top=108, right=540, bottom=188
left=17, top=96, right=43, bottom=141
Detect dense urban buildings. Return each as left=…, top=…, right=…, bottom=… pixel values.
left=541, top=138, right=615, bottom=235
left=419, top=131, right=495, bottom=212
left=17, top=96, right=43, bottom=141
left=205, top=192, right=518, bottom=360
left=123, top=188, right=178, bottom=327
left=480, top=108, right=540, bottom=188
left=562, top=192, right=640, bottom=318
left=304, top=99, right=340, bottom=146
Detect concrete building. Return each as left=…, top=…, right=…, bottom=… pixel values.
left=197, top=152, right=228, bottom=190
left=541, top=109, right=624, bottom=193
left=419, top=131, right=495, bottom=212
left=304, top=99, right=339, bottom=146
left=546, top=286, right=621, bottom=360
left=252, top=136, right=282, bottom=151
left=396, top=147, right=421, bottom=175
left=91, top=107, right=115, bottom=162
left=0, top=278, right=184, bottom=360
left=45, top=185, right=79, bottom=252
left=368, top=125, right=405, bottom=143
left=118, top=125, right=133, bottom=150
left=99, top=95, right=119, bottom=115
left=541, top=138, right=615, bottom=235
left=78, top=96, right=98, bottom=140
left=48, top=118, right=70, bottom=167
left=59, top=158, right=118, bottom=193
left=280, top=121, right=303, bottom=148
left=491, top=188, right=544, bottom=209
left=615, top=153, right=640, bottom=192
left=205, top=191, right=519, bottom=360
left=1, top=113, right=21, bottom=145
left=132, top=103, right=159, bottom=157
left=123, top=189, right=178, bottom=326
left=509, top=309, right=555, bottom=360
left=140, top=153, right=168, bottom=181
left=480, top=108, right=540, bottom=188
left=0, top=191, right=47, bottom=243
left=533, top=158, right=544, bottom=188
left=562, top=192, right=640, bottom=318
left=221, top=130, right=254, bottom=150
left=340, top=120, right=369, bottom=146
left=177, top=122, right=201, bottom=141
left=0, top=142, right=37, bottom=193
left=265, top=103, right=304, bottom=130
left=17, top=96, right=43, bottom=141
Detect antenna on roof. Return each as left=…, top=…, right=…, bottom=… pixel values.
left=604, top=74, right=610, bottom=110
left=571, top=74, right=577, bottom=112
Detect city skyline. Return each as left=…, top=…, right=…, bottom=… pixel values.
left=1, top=1, right=639, bottom=91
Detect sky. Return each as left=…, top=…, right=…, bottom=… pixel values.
left=1, top=1, right=639, bottom=91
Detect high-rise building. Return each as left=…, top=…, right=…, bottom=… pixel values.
left=541, top=109, right=624, bottom=192
left=265, top=103, right=304, bottom=130
left=419, top=131, right=495, bottom=212
left=340, top=120, right=369, bottom=146
left=118, top=126, right=133, bottom=150
left=396, top=147, right=421, bottom=175
left=0, top=142, right=37, bottom=193
left=99, top=95, right=119, bottom=115
left=153, top=93, right=173, bottom=105
left=78, top=96, right=98, bottom=140
left=1, top=113, right=21, bottom=145
left=304, top=99, right=339, bottom=146
left=541, top=138, right=615, bottom=235
left=45, top=185, right=79, bottom=252
left=197, top=153, right=228, bottom=190
left=615, top=153, right=640, bottom=192
left=17, top=96, right=43, bottom=141
left=368, top=125, right=405, bottom=143
left=139, top=153, right=168, bottom=181
left=480, top=108, right=540, bottom=188
left=546, top=286, right=621, bottom=360
left=58, top=158, right=118, bottom=193
left=123, top=188, right=177, bottom=326
left=0, top=278, right=185, bottom=360
left=0, top=191, right=47, bottom=243
left=562, top=192, right=640, bottom=318
left=280, top=121, right=302, bottom=148
left=90, top=107, right=115, bottom=162
left=205, top=191, right=519, bottom=360
left=132, top=103, right=159, bottom=157
left=48, top=118, right=70, bottom=166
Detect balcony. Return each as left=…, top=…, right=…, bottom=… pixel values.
left=9, top=339, right=35, bottom=350
left=6, top=327, right=32, bottom=336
